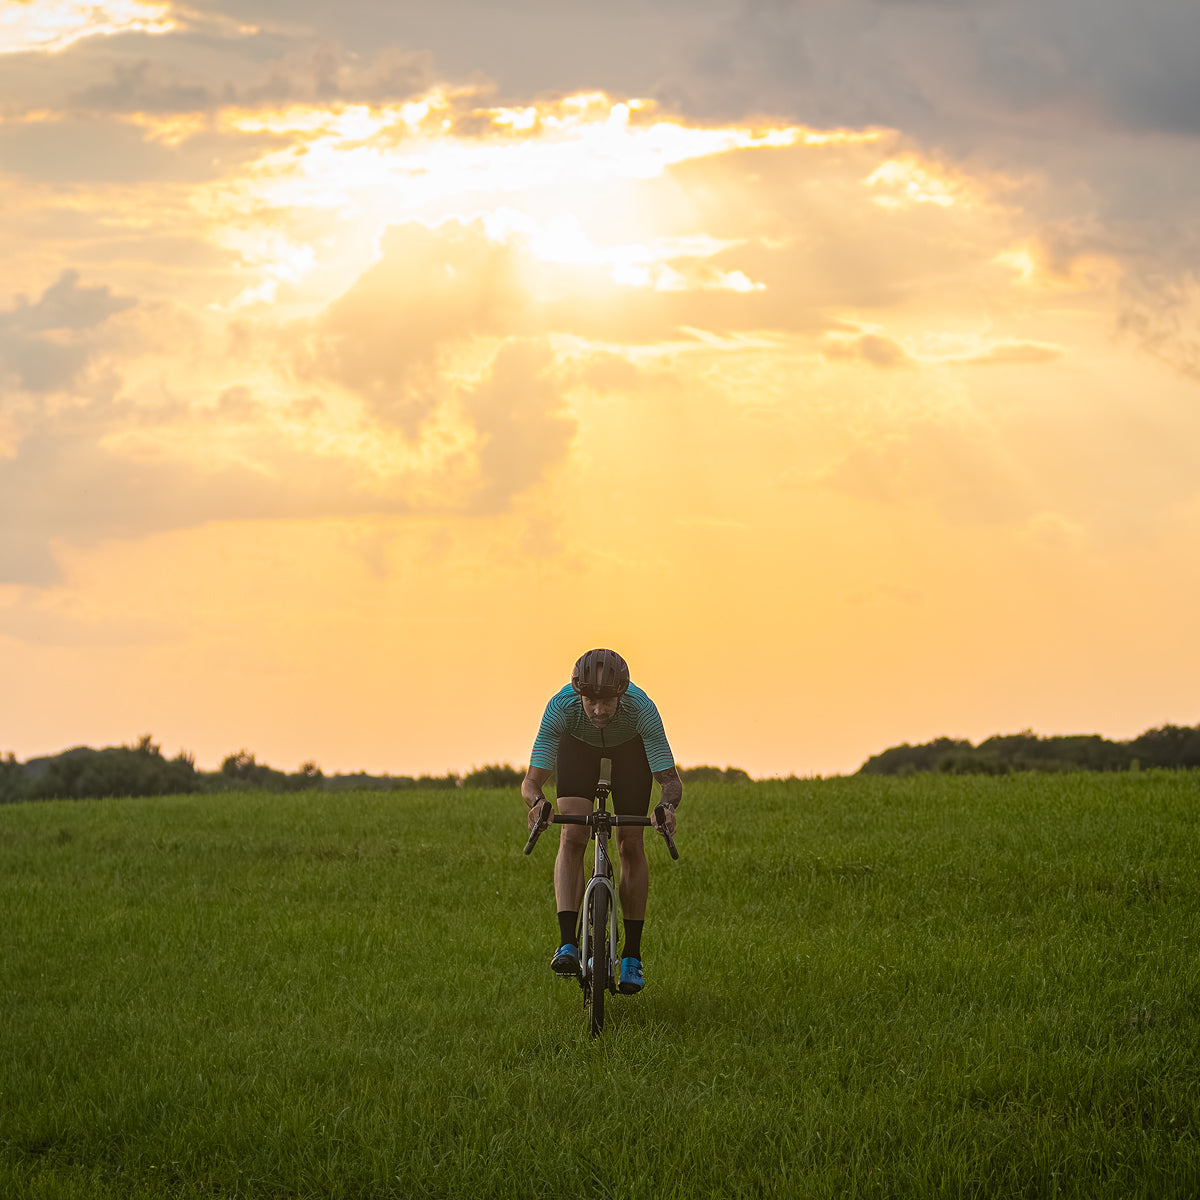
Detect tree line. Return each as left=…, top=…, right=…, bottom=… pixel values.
left=0, top=739, right=752, bottom=804
left=857, top=724, right=1200, bottom=776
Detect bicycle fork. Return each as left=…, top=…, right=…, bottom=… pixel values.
left=578, top=859, right=618, bottom=992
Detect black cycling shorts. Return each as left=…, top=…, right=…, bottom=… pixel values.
left=555, top=734, right=652, bottom=816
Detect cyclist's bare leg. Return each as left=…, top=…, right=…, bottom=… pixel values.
left=615, top=826, right=648, bottom=921
left=553, top=795, right=593, bottom=915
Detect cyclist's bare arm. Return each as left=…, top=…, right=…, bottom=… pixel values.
left=522, top=766, right=553, bottom=829
left=652, top=766, right=682, bottom=836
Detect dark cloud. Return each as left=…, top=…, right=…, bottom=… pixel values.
left=0, top=271, right=134, bottom=393
left=60, top=41, right=434, bottom=115
left=0, top=117, right=172, bottom=182
left=0, top=114, right=270, bottom=183
left=68, top=59, right=218, bottom=113
left=242, top=42, right=434, bottom=104
left=1118, top=274, right=1200, bottom=382
left=3, top=270, right=135, bottom=333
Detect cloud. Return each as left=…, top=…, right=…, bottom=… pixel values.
left=1118, top=271, right=1200, bottom=382
left=816, top=377, right=1200, bottom=543
left=298, top=220, right=531, bottom=433
left=822, top=333, right=912, bottom=368
left=461, top=340, right=576, bottom=511
left=0, top=404, right=414, bottom=585
left=64, top=42, right=435, bottom=115
left=662, top=0, right=1200, bottom=372
left=0, top=343, right=582, bottom=585
left=960, top=342, right=1063, bottom=367
left=0, top=113, right=246, bottom=184
left=68, top=58, right=219, bottom=113
left=821, top=420, right=1037, bottom=528
left=0, top=270, right=135, bottom=392
left=0, top=238, right=586, bottom=584
left=0, top=596, right=177, bottom=647
left=242, top=42, right=434, bottom=105
left=819, top=333, right=1061, bottom=371
left=0, top=0, right=177, bottom=58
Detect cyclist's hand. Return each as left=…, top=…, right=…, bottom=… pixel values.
left=527, top=799, right=550, bottom=832
left=652, top=804, right=676, bottom=838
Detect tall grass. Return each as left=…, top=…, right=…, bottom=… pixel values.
left=1, top=773, right=1197, bottom=1198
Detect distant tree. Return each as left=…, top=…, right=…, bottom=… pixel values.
left=0, top=752, right=25, bottom=804
left=25, top=740, right=198, bottom=800
left=858, top=738, right=972, bottom=775
left=288, top=761, right=325, bottom=790
left=416, top=773, right=462, bottom=789
left=937, top=748, right=1009, bottom=775
left=464, top=764, right=524, bottom=788
left=678, top=765, right=754, bottom=784
left=218, top=750, right=288, bottom=790
left=860, top=726, right=1195, bottom=775
left=221, top=750, right=255, bottom=778
left=1128, top=725, right=1199, bottom=770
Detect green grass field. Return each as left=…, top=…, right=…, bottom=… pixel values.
left=2, top=773, right=1198, bottom=1198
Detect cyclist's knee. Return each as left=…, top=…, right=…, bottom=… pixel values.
left=616, top=827, right=646, bottom=861
left=559, top=824, right=590, bottom=851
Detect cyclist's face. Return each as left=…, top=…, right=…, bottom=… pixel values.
left=581, top=694, right=620, bottom=727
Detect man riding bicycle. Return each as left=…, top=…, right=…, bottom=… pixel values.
left=522, top=648, right=682, bottom=994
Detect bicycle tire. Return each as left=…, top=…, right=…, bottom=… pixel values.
left=586, top=887, right=608, bottom=1037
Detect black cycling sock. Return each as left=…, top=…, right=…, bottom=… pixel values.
left=623, top=919, right=644, bottom=961
left=557, top=910, right=578, bottom=947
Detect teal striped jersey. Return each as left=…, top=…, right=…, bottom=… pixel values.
left=529, top=683, right=676, bottom=773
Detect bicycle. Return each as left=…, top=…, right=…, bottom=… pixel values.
left=524, top=756, right=678, bottom=1037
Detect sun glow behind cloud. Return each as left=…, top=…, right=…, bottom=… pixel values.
left=0, top=0, right=177, bottom=55
left=192, top=92, right=881, bottom=310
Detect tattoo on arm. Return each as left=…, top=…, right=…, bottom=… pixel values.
left=654, top=767, right=682, bottom=808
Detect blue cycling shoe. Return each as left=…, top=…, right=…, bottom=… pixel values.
left=551, top=943, right=580, bottom=977
left=618, top=957, right=645, bottom=994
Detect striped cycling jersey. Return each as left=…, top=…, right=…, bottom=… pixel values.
left=529, top=683, right=676, bottom=774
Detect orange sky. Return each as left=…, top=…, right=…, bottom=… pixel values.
left=3, top=1, right=1200, bottom=777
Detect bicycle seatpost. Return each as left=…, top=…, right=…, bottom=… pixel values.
left=596, top=757, right=612, bottom=801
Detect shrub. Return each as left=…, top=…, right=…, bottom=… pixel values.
left=24, top=739, right=199, bottom=801
left=464, top=764, right=524, bottom=788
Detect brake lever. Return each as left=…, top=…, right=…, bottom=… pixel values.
left=522, top=800, right=553, bottom=855
left=653, top=803, right=680, bottom=860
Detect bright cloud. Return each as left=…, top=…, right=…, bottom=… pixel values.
left=191, top=92, right=881, bottom=309
left=0, top=0, right=177, bottom=56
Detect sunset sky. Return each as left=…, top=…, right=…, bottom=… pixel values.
left=3, top=0, right=1200, bottom=778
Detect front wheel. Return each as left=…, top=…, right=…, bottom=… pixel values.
left=585, top=888, right=608, bottom=1037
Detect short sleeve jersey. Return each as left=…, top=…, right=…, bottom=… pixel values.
left=529, top=683, right=676, bottom=774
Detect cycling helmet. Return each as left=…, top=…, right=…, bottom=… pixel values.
left=571, top=648, right=630, bottom=699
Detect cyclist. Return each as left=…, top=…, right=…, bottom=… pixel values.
left=522, top=648, right=681, bottom=994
